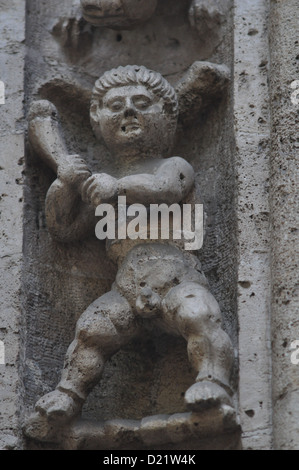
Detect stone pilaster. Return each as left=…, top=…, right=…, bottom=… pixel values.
left=269, top=0, right=299, bottom=450
left=0, top=0, right=26, bottom=450
left=234, top=0, right=272, bottom=449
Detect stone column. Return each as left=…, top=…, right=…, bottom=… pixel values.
left=234, top=0, right=272, bottom=450
left=269, top=0, right=299, bottom=450
left=0, top=0, right=26, bottom=450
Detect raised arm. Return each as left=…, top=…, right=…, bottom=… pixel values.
left=45, top=161, right=97, bottom=243
left=28, top=100, right=97, bottom=242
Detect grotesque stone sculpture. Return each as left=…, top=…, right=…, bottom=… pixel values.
left=51, top=1, right=230, bottom=68
left=25, top=65, right=235, bottom=443
left=53, top=0, right=230, bottom=50
left=79, top=0, right=230, bottom=34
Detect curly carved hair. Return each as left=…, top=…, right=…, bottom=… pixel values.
left=91, top=65, right=178, bottom=116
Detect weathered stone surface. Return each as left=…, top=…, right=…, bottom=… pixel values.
left=234, top=0, right=272, bottom=450
left=6, top=0, right=299, bottom=451
left=176, top=61, right=230, bottom=124
left=24, top=407, right=240, bottom=449
left=20, top=0, right=239, bottom=450
left=80, top=0, right=158, bottom=30
left=269, top=0, right=299, bottom=450
left=0, top=0, right=26, bottom=450
left=188, top=0, right=231, bottom=53
left=24, top=64, right=236, bottom=445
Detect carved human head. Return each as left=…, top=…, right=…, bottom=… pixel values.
left=80, top=0, right=157, bottom=30
left=90, top=65, right=178, bottom=157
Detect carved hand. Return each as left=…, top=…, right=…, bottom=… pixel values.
left=81, top=173, right=119, bottom=207
left=57, top=154, right=91, bottom=190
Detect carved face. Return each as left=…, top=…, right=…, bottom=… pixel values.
left=92, top=85, right=177, bottom=157
left=80, top=0, right=157, bottom=29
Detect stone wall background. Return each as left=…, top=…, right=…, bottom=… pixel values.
left=269, top=0, right=299, bottom=450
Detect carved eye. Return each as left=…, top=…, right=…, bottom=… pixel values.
left=133, top=97, right=152, bottom=110
left=108, top=100, right=124, bottom=112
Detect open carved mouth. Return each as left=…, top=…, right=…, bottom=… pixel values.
left=121, top=122, right=141, bottom=133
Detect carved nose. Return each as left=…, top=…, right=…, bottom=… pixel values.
left=124, top=108, right=136, bottom=118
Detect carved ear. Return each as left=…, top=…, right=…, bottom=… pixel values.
left=90, top=100, right=106, bottom=141
left=175, top=61, right=230, bottom=125
left=90, top=103, right=99, bottom=123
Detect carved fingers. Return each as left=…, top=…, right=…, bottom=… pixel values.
left=81, top=173, right=119, bottom=207
left=57, top=154, right=91, bottom=189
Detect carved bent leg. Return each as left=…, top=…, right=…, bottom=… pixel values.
left=35, top=290, right=139, bottom=423
left=161, top=281, right=234, bottom=412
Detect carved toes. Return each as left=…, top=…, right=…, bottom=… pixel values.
left=184, top=381, right=233, bottom=412
left=35, top=390, right=80, bottom=423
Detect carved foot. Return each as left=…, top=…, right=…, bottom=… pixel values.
left=35, top=390, right=81, bottom=423
left=184, top=381, right=233, bottom=412
left=23, top=411, right=58, bottom=442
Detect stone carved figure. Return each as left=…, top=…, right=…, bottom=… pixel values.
left=79, top=0, right=230, bottom=32
left=79, top=0, right=230, bottom=33
left=26, top=65, right=234, bottom=434
left=54, top=0, right=230, bottom=51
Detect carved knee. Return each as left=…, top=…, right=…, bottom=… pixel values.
left=75, top=291, right=136, bottom=354
left=76, top=312, right=121, bottom=353
left=162, top=282, right=222, bottom=338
